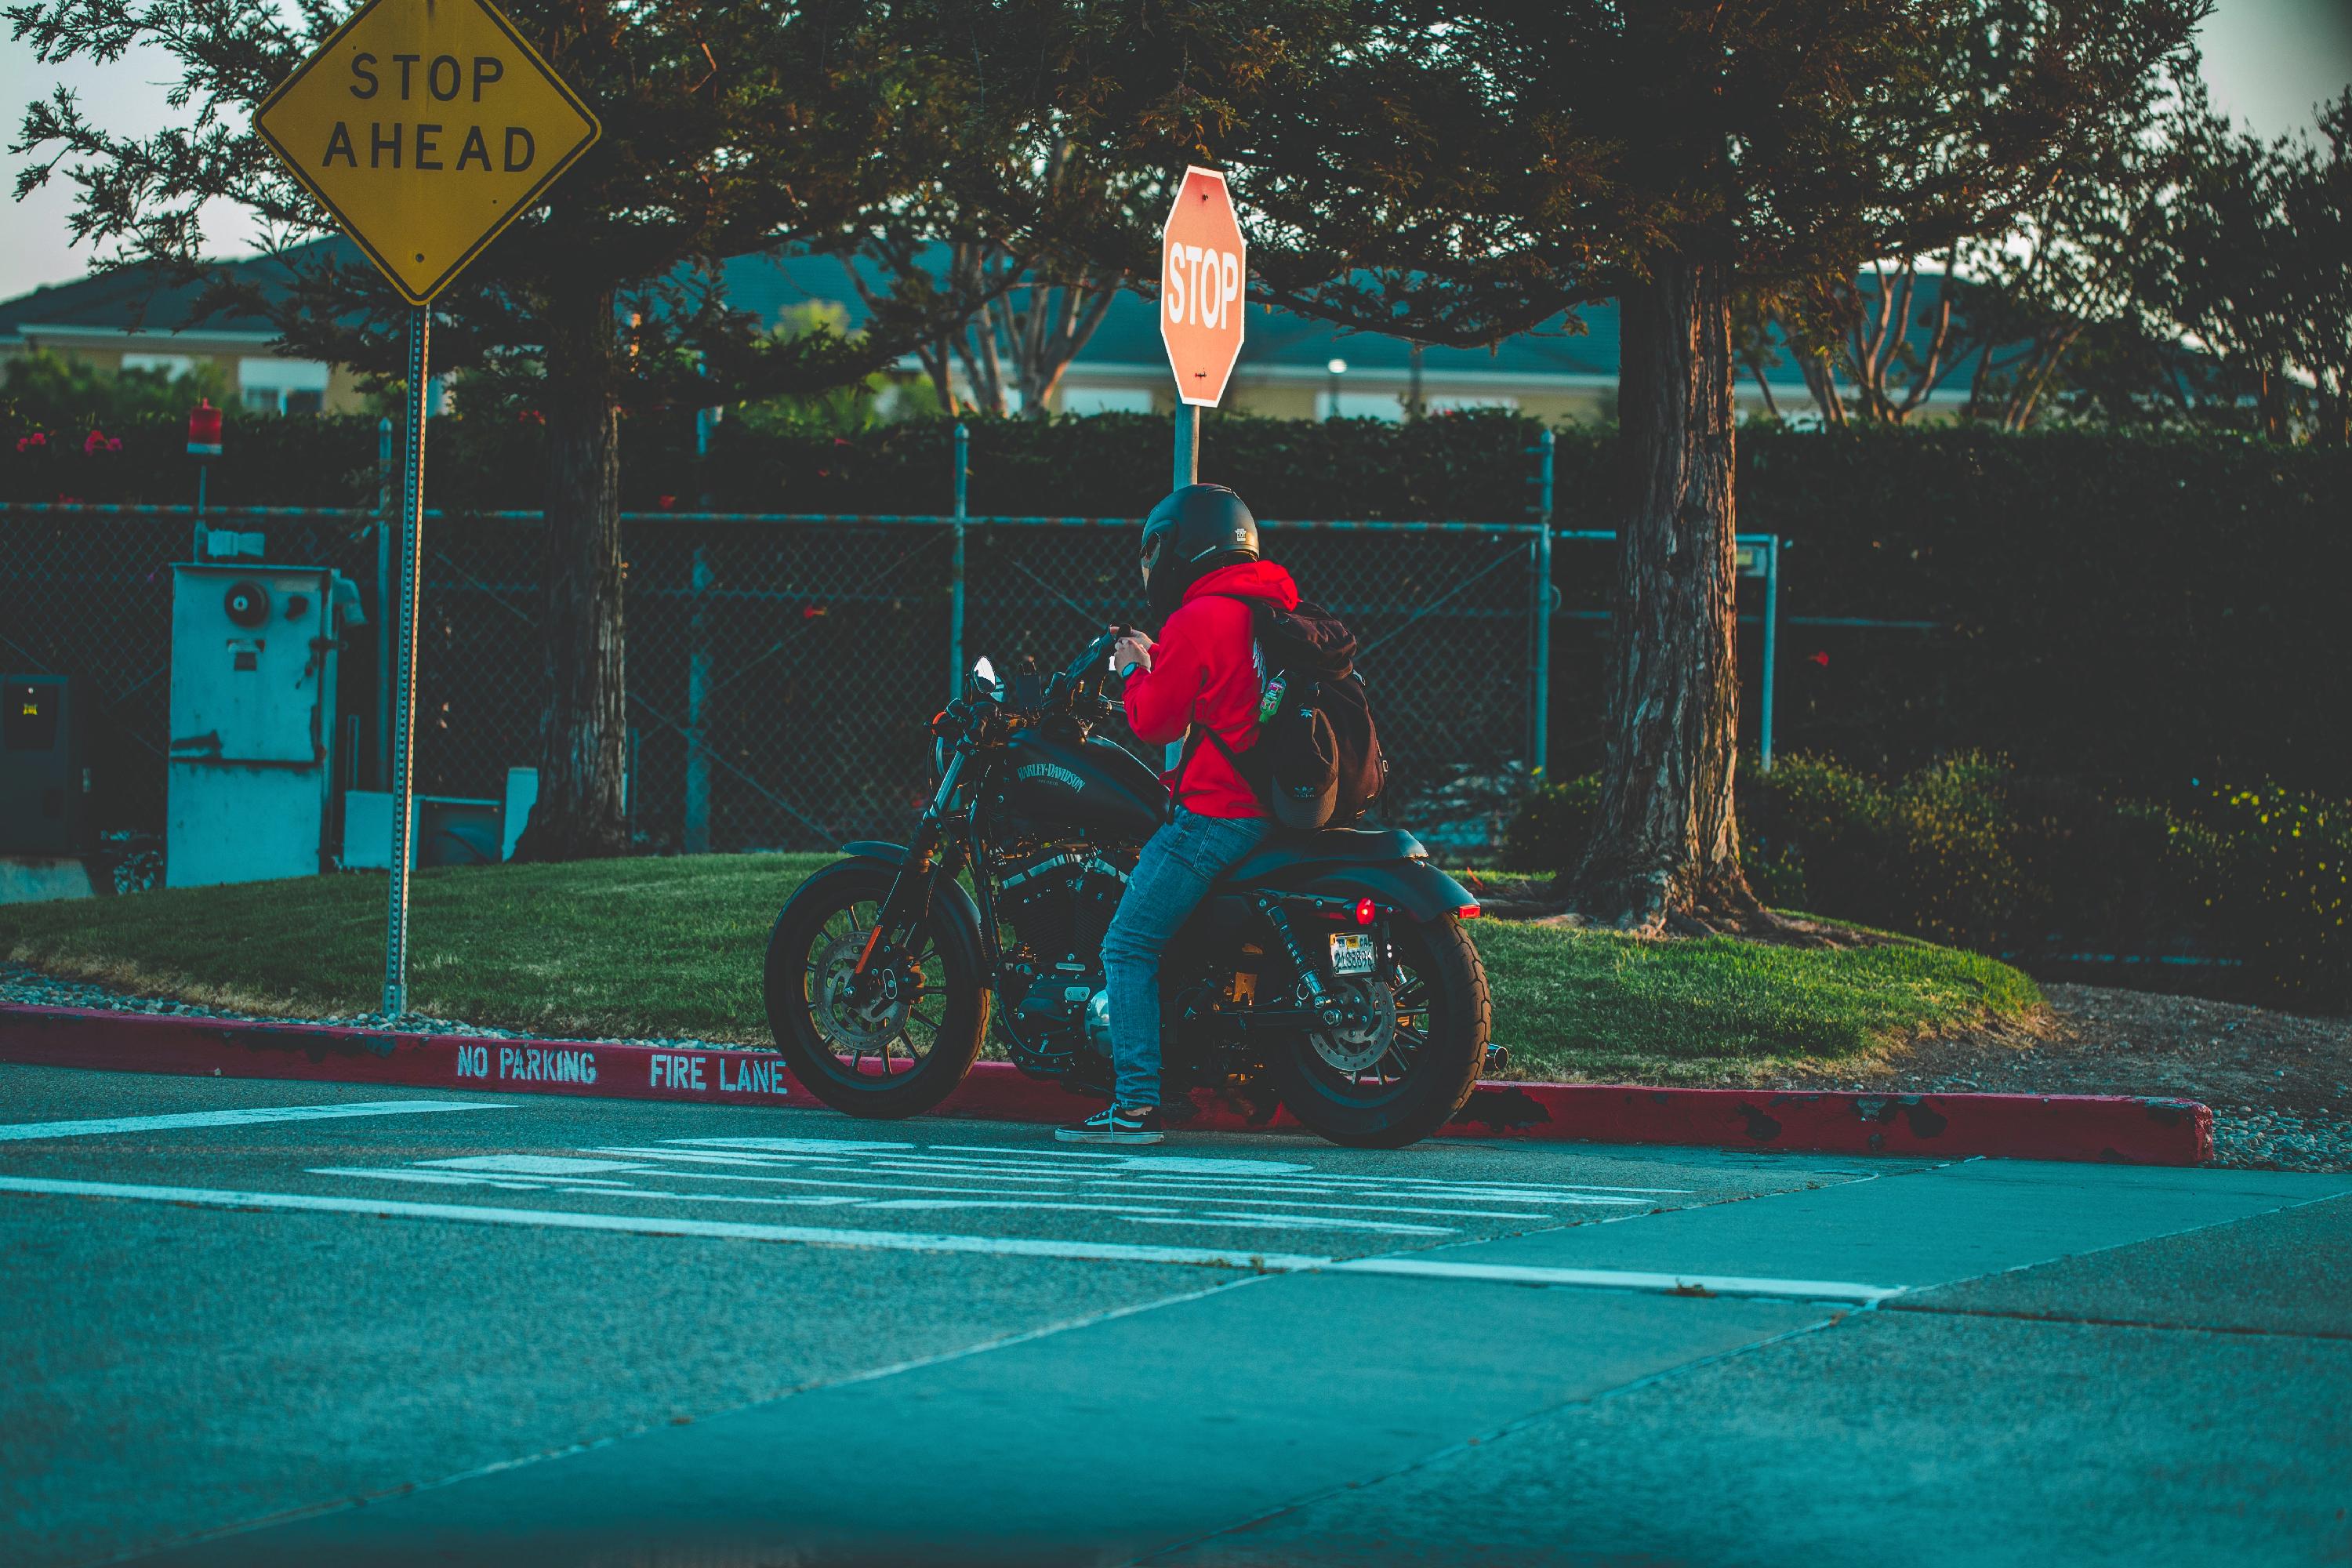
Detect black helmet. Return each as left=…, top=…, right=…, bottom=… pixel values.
left=1141, top=484, right=1259, bottom=622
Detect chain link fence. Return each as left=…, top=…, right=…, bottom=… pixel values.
left=3, top=503, right=1566, bottom=858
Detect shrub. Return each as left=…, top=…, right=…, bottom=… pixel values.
left=1502, top=753, right=2347, bottom=1011
left=1501, top=771, right=1599, bottom=873
left=2193, top=782, right=2352, bottom=1011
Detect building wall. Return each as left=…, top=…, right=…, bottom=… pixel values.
left=0, top=334, right=371, bottom=416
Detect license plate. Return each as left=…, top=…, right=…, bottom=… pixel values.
left=1328, top=932, right=1374, bottom=976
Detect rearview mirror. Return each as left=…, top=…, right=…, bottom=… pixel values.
left=969, top=657, right=1000, bottom=698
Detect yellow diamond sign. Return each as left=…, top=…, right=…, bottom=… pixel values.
left=256, top=0, right=600, bottom=304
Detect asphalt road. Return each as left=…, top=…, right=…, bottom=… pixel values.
left=2, top=1065, right=2346, bottom=1567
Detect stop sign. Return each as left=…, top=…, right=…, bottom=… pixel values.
left=1160, top=166, right=1247, bottom=408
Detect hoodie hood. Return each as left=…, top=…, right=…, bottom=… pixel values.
left=1183, top=559, right=1299, bottom=611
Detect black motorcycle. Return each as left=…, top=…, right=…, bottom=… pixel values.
left=762, top=628, right=1491, bottom=1148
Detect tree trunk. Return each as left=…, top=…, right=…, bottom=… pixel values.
left=512, top=285, right=632, bottom=862
left=1560, top=256, right=1759, bottom=933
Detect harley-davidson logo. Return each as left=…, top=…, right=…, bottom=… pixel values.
left=1017, top=763, right=1085, bottom=791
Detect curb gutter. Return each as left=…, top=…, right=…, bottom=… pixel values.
left=0, top=1003, right=2213, bottom=1165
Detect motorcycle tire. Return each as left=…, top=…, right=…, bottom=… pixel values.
left=763, top=858, right=990, bottom=1119
left=1273, top=913, right=1490, bottom=1149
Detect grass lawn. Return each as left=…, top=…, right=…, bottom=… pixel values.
left=0, top=856, right=2044, bottom=1083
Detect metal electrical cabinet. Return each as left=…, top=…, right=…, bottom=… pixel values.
left=1, top=674, right=89, bottom=855
left=167, top=564, right=363, bottom=887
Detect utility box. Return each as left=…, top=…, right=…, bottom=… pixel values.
left=1, top=674, right=89, bottom=855
left=167, top=564, right=363, bottom=887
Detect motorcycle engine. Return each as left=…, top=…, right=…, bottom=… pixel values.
left=997, top=844, right=1128, bottom=1069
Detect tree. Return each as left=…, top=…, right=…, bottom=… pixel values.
left=1155, top=0, right=2204, bottom=931
left=848, top=132, right=1145, bottom=417
left=1944, top=67, right=2197, bottom=431
left=2136, top=85, right=2311, bottom=441
left=10, top=0, right=1024, bottom=858
left=1841, top=253, right=1969, bottom=423
left=2280, top=92, right=2351, bottom=445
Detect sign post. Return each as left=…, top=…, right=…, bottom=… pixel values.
left=256, top=0, right=598, bottom=1016
left=1159, top=166, right=1247, bottom=492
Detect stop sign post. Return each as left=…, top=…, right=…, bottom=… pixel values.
left=1159, top=166, right=1247, bottom=488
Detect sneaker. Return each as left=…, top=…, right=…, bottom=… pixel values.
left=1055, top=1105, right=1164, bottom=1145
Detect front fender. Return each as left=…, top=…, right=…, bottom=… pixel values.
left=1251, top=858, right=1479, bottom=924
left=831, top=840, right=986, bottom=949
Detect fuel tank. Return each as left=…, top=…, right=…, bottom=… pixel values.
left=992, top=728, right=1164, bottom=844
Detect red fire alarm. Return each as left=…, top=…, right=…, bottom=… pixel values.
left=187, top=398, right=223, bottom=459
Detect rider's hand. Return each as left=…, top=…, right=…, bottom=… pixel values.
left=1113, top=633, right=1153, bottom=679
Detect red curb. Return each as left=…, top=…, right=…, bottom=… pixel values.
left=0, top=1003, right=2213, bottom=1165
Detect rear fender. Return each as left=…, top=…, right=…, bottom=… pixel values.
left=1243, top=859, right=1479, bottom=924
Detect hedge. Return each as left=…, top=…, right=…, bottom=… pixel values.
left=5, top=409, right=2347, bottom=797
left=1504, top=756, right=2349, bottom=1012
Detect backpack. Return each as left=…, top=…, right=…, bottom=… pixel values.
left=1176, top=596, right=1387, bottom=830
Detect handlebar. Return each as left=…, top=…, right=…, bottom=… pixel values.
left=1040, top=625, right=1133, bottom=710
left=1061, top=625, right=1133, bottom=688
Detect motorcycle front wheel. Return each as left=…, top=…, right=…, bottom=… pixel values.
left=763, top=859, right=990, bottom=1119
left=1272, top=913, right=1491, bottom=1149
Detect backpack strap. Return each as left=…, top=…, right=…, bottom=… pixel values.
left=1165, top=721, right=1259, bottom=820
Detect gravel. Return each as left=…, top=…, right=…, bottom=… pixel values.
left=0, top=963, right=738, bottom=1053
left=2209, top=1109, right=2352, bottom=1174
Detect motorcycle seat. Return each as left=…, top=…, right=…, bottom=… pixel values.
left=1218, top=826, right=1426, bottom=885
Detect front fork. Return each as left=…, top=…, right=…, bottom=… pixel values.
left=852, top=750, right=968, bottom=981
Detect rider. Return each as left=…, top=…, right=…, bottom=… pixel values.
left=1057, top=484, right=1295, bottom=1145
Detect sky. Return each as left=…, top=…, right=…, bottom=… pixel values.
left=1, top=0, right=2348, bottom=303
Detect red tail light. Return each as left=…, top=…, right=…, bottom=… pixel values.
left=1353, top=897, right=1377, bottom=925
left=1455, top=903, right=1483, bottom=919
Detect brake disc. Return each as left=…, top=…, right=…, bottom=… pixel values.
left=1305, top=975, right=1396, bottom=1074
left=813, top=933, right=913, bottom=1049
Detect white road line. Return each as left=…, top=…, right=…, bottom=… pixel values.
left=622, top=1142, right=1671, bottom=1205
left=579, top=1154, right=1554, bottom=1220
left=1093, top=1177, right=1646, bottom=1207
left=917, top=1144, right=1694, bottom=1194
left=0, top=1176, right=1330, bottom=1271
left=1327, top=1256, right=1905, bottom=1305
left=666, top=1137, right=918, bottom=1154
left=578, top=1160, right=1149, bottom=1203
left=305, top=1167, right=555, bottom=1191
left=1149, top=1211, right=1456, bottom=1236
left=0, top=1100, right=509, bottom=1142
left=0, top=1174, right=1905, bottom=1302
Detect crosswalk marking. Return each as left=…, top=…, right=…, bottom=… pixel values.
left=0, top=1174, right=1902, bottom=1303
left=289, top=1135, right=1686, bottom=1243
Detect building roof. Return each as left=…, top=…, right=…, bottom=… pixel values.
left=720, top=249, right=1637, bottom=387
left=2, top=240, right=1970, bottom=396
left=0, top=249, right=318, bottom=341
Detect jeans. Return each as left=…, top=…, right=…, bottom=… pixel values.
left=1100, top=808, right=1269, bottom=1109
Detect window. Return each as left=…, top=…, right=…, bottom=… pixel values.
left=1060, top=386, right=1156, bottom=415
left=238, top=356, right=332, bottom=414
left=1328, top=389, right=1405, bottom=423
left=122, top=353, right=199, bottom=379
left=1423, top=394, right=1519, bottom=414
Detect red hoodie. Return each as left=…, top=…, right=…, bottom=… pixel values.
left=1123, top=559, right=1300, bottom=818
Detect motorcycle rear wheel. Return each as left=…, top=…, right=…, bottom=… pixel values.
left=763, top=859, right=989, bottom=1119
left=1272, top=913, right=1490, bottom=1149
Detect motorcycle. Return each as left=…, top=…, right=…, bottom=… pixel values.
left=761, top=627, right=1491, bottom=1148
